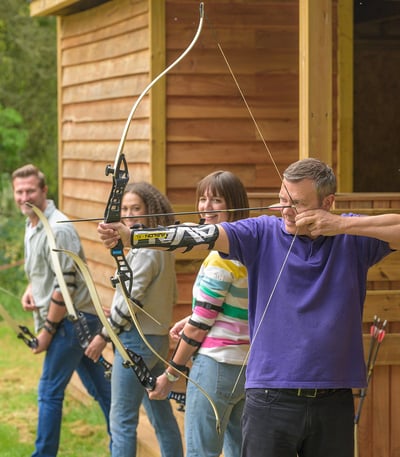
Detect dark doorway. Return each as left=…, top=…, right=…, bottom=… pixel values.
left=353, top=1, right=400, bottom=191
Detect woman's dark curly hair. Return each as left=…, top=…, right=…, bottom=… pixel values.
left=124, top=182, right=175, bottom=228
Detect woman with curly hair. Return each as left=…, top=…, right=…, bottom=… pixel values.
left=86, top=182, right=183, bottom=457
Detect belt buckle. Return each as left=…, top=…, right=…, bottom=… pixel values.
left=297, top=388, right=317, bottom=398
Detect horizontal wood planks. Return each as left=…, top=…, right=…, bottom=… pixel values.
left=165, top=0, right=299, bottom=204
left=59, top=0, right=152, bottom=226
left=57, top=0, right=302, bottom=327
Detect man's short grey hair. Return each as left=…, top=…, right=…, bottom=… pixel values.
left=12, top=164, right=46, bottom=189
left=283, top=158, right=337, bottom=200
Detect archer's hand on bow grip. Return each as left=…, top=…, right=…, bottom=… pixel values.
left=97, top=222, right=131, bottom=249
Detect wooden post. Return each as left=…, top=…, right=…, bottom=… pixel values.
left=299, top=0, right=333, bottom=164
left=149, top=1, right=167, bottom=193
left=336, top=0, right=354, bottom=192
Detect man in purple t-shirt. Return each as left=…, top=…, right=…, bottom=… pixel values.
left=98, top=158, right=400, bottom=457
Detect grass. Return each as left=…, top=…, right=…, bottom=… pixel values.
left=0, top=295, right=110, bottom=457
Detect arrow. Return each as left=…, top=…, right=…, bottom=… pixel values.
left=57, top=204, right=294, bottom=224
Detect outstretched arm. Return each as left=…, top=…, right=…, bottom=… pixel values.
left=296, top=210, right=400, bottom=250
left=97, top=222, right=231, bottom=254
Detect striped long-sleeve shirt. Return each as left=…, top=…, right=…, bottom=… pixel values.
left=191, top=251, right=249, bottom=365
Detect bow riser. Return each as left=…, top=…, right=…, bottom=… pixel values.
left=104, top=154, right=129, bottom=223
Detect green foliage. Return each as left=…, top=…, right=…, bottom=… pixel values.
left=0, top=173, right=26, bottom=298
left=0, top=0, right=57, bottom=297
left=0, top=105, right=28, bottom=170
left=0, top=0, right=58, bottom=200
left=0, top=6, right=109, bottom=454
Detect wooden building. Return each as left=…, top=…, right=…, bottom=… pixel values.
left=30, top=1, right=400, bottom=456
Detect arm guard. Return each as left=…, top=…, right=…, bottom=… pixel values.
left=130, top=224, right=219, bottom=252
left=188, top=317, right=212, bottom=331
left=193, top=299, right=223, bottom=313
left=181, top=330, right=202, bottom=348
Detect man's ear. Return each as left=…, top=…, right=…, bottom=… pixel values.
left=322, top=194, right=335, bottom=211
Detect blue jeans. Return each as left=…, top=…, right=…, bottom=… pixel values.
left=110, top=330, right=183, bottom=457
left=32, top=314, right=111, bottom=457
left=185, top=354, right=245, bottom=457
left=242, top=388, right=354, bottom=457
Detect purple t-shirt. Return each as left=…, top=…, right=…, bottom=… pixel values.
left=220, top=215, right=392, bottom=389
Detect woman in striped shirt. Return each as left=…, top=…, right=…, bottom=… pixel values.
left=149, top=170, right=250, bottom=457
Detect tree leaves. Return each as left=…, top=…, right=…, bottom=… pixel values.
left=0, top=0, right=57, bottom=199
left=0, top=0, right=57, bottom=293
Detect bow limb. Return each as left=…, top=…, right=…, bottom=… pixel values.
left=103, top=3, right=204, bottom=322
left=26, top=203, right=79, bottom=321
left=27, top=204, right=112, bottom=377
left=56, top=248, right=159, bottom=389
left=110, top=2, right=205, bottom=172
left=117, top=276, right=222, bottom=433
left=59, top=247, right=194, bottom=409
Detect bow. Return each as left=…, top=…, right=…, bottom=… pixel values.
left=103, top=2, right=204, bottom=304
left=354, top=316, right=387, bottom=457
left=57, top=248, right=200, bottom=414
left=91, top=2, right=221, bottom=426
left=0, top=299, right=38, bottom=348
left=26, top=203, right=112, bottom=379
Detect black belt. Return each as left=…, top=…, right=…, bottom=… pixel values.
left=267, top=388, right=341, bottom=398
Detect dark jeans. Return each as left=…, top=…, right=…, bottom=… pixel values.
left=242, top=388, right=354, bottom=457
left=32, top=315, right=111, bottom=457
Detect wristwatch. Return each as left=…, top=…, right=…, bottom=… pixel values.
left=164, top=370, right=179, bottom=382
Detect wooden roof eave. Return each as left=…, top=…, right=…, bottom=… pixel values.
left=29, top=0, right=110, bottom=17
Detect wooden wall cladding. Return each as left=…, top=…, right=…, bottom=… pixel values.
left=59, top=0, right=152, bottom=227
left=58, top=0, right=301, bottom=313
left=165, top=0, right=299, bottom=205
left=58, top=0, right=153, bottom=305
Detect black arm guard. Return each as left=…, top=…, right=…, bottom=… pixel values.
left=181, top=330, right=202, bottom=348
left=188, top=317, right=212, bottom=331
left=130, top=224, right=219, bottom=252
left=193, top=299, right=223, bottom=313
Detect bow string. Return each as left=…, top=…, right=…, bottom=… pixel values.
left=200, top=14, right=301, bottom=424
